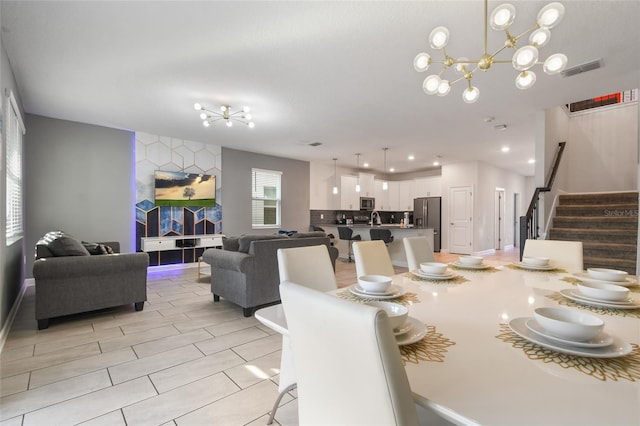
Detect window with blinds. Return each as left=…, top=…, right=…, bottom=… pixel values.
left=252, top=168, right=282, bottom=228
left=6, top=91, right=25, bottom=241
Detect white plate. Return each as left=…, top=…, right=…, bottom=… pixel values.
left=509, top=317, right=632, bottom=358
left=395, top=317, right=428, bottom=346
left=450, top=261, right=491, bottom=270
left=352, top=283, right=396, bottom=296
left=513, top=261, right=557, bottom=271
left=349, top=284, right=407, bottom=300
left=573, top=272, right=638, bottom=288
left=559, top=289, right=640, bottom=310
left=410, top=269, right=457, bottom=280
left=525, top=318, right=614, bottom=348
left=394, top=320, right=413, bottom=336
left=570, top=289, right=634, bottom=306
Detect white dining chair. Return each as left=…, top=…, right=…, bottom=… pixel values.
left=403, top=236, right=436, bottom=272
left=522, top=239, right=584, bottom=272
left=277, top=244, right=338, bottom=292
left=262, top=245, right=338, bottom=424
left=353, top=240, right=395, bottom=278
left=280, top=280, right=457, bottom=425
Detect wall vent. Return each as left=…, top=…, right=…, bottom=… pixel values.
left=561, top=59, right=603, bottom=77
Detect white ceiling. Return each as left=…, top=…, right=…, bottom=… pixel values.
left=2, top=1, right=639, bottom=177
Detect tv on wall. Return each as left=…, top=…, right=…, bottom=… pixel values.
left=154, top=171, right=216, bottom=207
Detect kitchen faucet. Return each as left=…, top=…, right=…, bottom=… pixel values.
left=370, top=210, right=382, bottom=226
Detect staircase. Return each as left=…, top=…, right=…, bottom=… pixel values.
left=549, top=192, right=638, bottom=274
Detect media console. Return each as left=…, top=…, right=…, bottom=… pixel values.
left=140, top=234, right=224, bottom=266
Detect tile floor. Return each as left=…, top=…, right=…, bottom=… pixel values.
left=0, top=249, right=518, bottom=425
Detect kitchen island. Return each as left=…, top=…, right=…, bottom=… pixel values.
left=319, top=225, right=434, bottom=267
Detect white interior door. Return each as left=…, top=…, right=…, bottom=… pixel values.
left=494, top=188, right=505, bottom=250
left=449, top=186, right=472, bottom=254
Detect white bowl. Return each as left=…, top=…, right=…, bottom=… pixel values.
left=577, top=281, right=630, bottom=302
left=358, top=275, right=392, bottom=293
left=522, top=256, right=550, bottom=266
left=587, top=268, right=628, bottom=282
left=459, top=255, right=483, bottom=266
left=533, top=307, right=604, bottom=342
left=420, top=262, right=447, bottom=275
left=367, top=301, right=409, bottom=330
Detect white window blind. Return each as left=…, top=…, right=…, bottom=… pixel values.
left=251, top=168, right=282, bottom=228
left=6, top=91, right=25, bottom=241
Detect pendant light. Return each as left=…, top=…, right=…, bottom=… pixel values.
left=355, top=153, right=361, bottom=193
left=332, top=158, right=339, bottom=195
left=382, top=148, right=389, bottom=190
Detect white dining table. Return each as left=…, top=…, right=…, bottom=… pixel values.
left=256, top=263, right=640, bottom=426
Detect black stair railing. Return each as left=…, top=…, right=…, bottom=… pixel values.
left=519, top=142, right=566, bottom=260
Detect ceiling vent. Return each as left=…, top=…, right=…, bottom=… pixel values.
left=307, top=142, right=322, bottom=147
left=561, top=59, right=603, bottom=77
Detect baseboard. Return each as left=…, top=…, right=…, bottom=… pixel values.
left=0, top=278, right=31, bottom=354
left=475, top=249, right=496, bottom=257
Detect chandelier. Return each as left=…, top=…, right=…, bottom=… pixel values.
left=194, top=103, right=255, bottom=128
left=413, top=0, right=568, bottom=103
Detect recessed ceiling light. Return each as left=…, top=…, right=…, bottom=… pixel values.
left=528, top=158, right=535, bottom=164
left=501, top=146, right=510, bottom=153
left=389, top=168, right=395, bottom=172
left=494, top=124, right=508, bottom=131
left=363, top=162, right=369, bottom=168
left=408, top=155, right=415, bottom=160
left=433, top=161, right=440, bottom=166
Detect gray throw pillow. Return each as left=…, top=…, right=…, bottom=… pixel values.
left=222, top=237, right=240, bottom=252
left=49, top=236, right=91, bottom=257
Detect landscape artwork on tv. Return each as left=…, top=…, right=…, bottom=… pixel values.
left=154, top=171, right=216, bottom=207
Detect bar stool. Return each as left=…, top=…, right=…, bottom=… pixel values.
left=370, top=228, right=394, bottom=246
left=337, top=226, right=361, bottom=262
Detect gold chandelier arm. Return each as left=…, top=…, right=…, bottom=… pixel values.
left=483, top=0, right=488, bottom=55
left=512, top=24, right=540, bottom=44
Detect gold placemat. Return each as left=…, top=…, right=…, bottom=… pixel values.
left=405, top=272, right=469, bottom=284
left=505, top=263, right=567, bottom=274
left=496, top=324, right=640, bottom=382
left=448, top=264, right=500, bottom=273
left=400, top=325, right=456, bottom=365
left=546, top=292, right=640, bottom=319
left=561, top=276, right=640, bottom=294
left=335, top=289, right=420, bottom=306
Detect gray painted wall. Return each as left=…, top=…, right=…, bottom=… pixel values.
left=222, top=147, right=310, bottom=236
left=24, top=114, right=136, bottom=278
left=1, top=34, right=26, bottom=331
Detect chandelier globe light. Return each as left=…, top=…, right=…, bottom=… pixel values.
left=194, top=103, right=255, bottom=128
left=413, top=0, right=568, bottom=103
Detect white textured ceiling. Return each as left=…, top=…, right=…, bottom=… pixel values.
left=2, top=1, right=639, bottom=177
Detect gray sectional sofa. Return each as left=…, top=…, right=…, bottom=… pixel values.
left=32, top=231, right=149, bottom=329
left=202, top=232, right=339, bottom=317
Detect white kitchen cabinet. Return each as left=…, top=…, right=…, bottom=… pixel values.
left=358, top=172, right=375, bottom=197
left=340, top=175, right=358, bottom=210
left=374, top=180, right=389, bottom=210
left=398, top=179, right=415, bottom=211
left=414, top=176, right=442, bottom=198
left=387, top=181, right=401, bottom=210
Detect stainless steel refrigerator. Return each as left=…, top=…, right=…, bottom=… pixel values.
left=413, top=197, right=441, bottom=252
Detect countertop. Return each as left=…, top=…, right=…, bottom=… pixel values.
left=318, top=224, right=425, bottom=229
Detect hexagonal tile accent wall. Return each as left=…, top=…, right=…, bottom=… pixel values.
left=135, top=132, right=222, bottom=266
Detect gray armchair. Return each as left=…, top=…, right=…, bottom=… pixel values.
left=202, top=233, right=338, bottom=317
left=33, top=231, right=149, bottom=329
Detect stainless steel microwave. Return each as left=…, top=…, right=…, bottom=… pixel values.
left=360, top=197, right=375, bottom=211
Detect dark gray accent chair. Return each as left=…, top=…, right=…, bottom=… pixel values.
left=202, top=232, right=339, bottom=317
left=33, top=231, right=149, bottom=329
